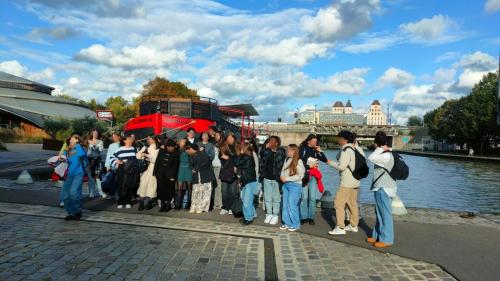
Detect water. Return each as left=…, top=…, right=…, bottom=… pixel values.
left=320, top=150, right=500, bottom=214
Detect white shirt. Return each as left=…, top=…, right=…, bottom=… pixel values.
left=368, top=147, right=397, bottom=197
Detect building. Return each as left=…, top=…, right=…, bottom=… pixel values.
left=0, top=71, right=95, bottom=136
left=365, top=100, right=387, bottom=125
left=298, top=99, right=364, bottom=125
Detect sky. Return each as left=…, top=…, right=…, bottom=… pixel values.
left=0, top=0, right=499, bottom=124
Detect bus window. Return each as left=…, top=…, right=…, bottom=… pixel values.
left=169, top=101, right=191, bottom=117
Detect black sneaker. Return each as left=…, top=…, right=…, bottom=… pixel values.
left=308, top=219, right=315, bottom=225
left=300, top=220, right=307, bottom=225
left=74, top=212, right=82, bottom=220
left=64, top=215, right=76, bottom=221
left=138, top=202, right=145, bottom=211
left=240, top=219, right=253, bottom=226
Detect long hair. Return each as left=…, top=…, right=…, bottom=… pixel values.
left=285, top=144, right=300, bottom=176
left=240, top=142, right=253, bottom=157
left=299, top=134, right=317, bottom=149
left=245, top=137, right=259, bottom=155
left=67, top=134, right=86, bottom=154
left=220, top=132, right=239, bottom=156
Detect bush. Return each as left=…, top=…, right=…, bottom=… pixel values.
left=44, top=117, right=71, bottom=139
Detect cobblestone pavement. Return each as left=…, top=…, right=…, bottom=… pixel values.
left=0, top=202, right=456, bottom=281
left=2, top=178, right=499, bottom=230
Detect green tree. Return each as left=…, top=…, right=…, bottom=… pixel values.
left=43, top=117, right=71, bottom=139
left=424, top=72, right=499, bottom=152
left=406, top=115, right=423, bottom=126
left=105, top=96, right=136, bottom=126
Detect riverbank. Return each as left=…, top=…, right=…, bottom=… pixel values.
left=397, top=150, right=500, bottom=163
left=1, top=179, right=500, bottom=281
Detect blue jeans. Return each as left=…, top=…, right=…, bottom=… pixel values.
left=282, top=182, right=302, bottom=229
left=241, top=181, right=258, bottom=221
left=300, top=177, right=317, bottom=220
left=372, top=188, right=394, bottom=244
left=87, top=174, right=99, bottom=197
left=61, top=174, right=84, bottom=216
left=263, top=179, right=281, bottom=215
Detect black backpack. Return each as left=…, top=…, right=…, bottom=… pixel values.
left=343, top=146, right=369, bottom=180
left=385, top=151, right=409, bottom=180
left=372, top=151, right=409, bottom=187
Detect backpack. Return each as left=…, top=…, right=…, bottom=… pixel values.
left=384, top=151, right=409, bottom=180
left=372, top=151, right=409, bottom=188
left=88, top=146, right=101, bottom=159
left=343, top=146, right=369, bottom=180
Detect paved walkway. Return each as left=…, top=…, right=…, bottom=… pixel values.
left=1, top=180, right=500, bottom=281
left=0, top=202, right=454, bottom=281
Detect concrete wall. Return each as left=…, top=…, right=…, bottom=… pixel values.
left=268, top=131, right=310, bottom=146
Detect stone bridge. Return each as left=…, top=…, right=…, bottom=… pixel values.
left=256, top=124, right=406, bottom=148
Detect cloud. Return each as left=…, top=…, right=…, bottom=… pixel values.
left=342, top=14, right=466, bottom=53
left=376, top=67, right=414, bottom=89
left=322, top=67, right=370, bottom=94
left=454, top=51, right=497, bottom=71
left=302, top=0, right=380, bottom=41
left=28, top=0, right=145, bottom=18
left=28, top=27, right=77, bottom=40
left=434, top=51, right=461, bottom=63
left=399, top=14, right=463, bottom=45
left=485, top=0, right=500, bottom=12
left=0, top=60, right=27, bottom=76
left=74, top=44, right=186, bottom=69
left=225, top=37, right=331, bottom=66
left=432, top=68, right=457, bottom=82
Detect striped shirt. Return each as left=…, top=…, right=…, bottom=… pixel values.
left=110, top=146, right=137, bottom=169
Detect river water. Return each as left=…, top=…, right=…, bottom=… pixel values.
left=319, top=150, right=500, bottom=214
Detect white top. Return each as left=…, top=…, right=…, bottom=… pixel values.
left=280, top=158, right=305, bottom=185
left=329, top=143, right=362, bottom=188
left=212, top=146, right=222, bottom=168
left=368, top=147, right=397, bottom=197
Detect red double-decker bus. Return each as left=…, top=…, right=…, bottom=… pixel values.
left=123, top=96, right=258, bottom=141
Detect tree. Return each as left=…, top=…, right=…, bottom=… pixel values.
left=105, top=96, right=136, bottom=126
left=406, top=115, right=422, bottom=126
left=141, top=77, right=198, bottom=98
left=71, top=116, right=107, bottom=138
left=44, top=117, right=71, bottom=139
left=88, top=98, right=105, bottom=111
left=424, top=72, right=499, bottom=152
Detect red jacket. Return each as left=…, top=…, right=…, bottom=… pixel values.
left=308, top=167, right=324, bottom=193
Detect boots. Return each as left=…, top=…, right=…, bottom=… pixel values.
left=146, top=200, right=153, bottom=210
left=138, top=200, right=144, bottom=211
left=159, top=201, right=171, bottom=212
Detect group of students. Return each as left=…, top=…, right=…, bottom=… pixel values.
left=58, top=126, right=399, bottom=248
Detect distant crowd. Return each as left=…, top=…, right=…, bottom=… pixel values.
left=56, top=126, right=406, bottom=248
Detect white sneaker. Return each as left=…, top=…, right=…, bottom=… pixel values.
left=269, top=215, right=279, bottom=225
left=287, top=227, right=298, bottom=232
left=328, top=226, right=346, bottom=235
left=101, top=193, right=108, bottom=199
left=220, top=209, right=228, bottom=215
left=59, top=202, right=64, bottom=207
left=279, top=224, right=288, bottom=230
left=264, top=215, right=272, bottom=224
left=125, top=204, right=131, bottom=209
left=117, top=205, right=123, bottom=209
left=228, top=210, right=233, bottom=215
left=345, top=224, right=359, bottom=233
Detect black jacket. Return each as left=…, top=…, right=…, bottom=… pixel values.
left=153, top=149, right=180, bottom=181
left=259, top=147, right=286, bottom=181
left=219, top=145, right=238, bottom=183
left=234, top=154, right=257, bottom=187
left=299, top=145, right=328, bottom=170
left=191, top=151, right=216, bottom=184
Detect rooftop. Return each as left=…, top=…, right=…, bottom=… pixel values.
left=0, top=71, right=54, bottom=95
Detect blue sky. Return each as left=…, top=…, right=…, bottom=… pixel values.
left=0, top=0, right=499, bottom=124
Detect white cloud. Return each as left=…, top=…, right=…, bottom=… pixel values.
left=454, top=51, right=496, bottom=71
left=457, top=69, right=491, bottom=88
left=302, top=0, right=380, bottom=41
left=322, top=67, right=370, bottom=94
left=27, top=67, right=55, bottom=82
left=68, top=77, right=80, bottom=85
left=376, top=67, right=414, bottom=89
left=74, top=44, right=186, bottom=69
left=434, top=51, right=460, bottom=63
left=485, top=0, right=500, bottom=12
left=432, top=68, right=456, bottom=82
left=0, top=60, right=27, bottom=76
left=225, top=37, right=330, bottom=66
left=399, top=14, right=462, bottom=44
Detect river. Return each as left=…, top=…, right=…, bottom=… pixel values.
left=320, top=150, right=500, bottom=214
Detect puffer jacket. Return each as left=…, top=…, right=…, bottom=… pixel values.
left=258, top=147, right=286, bottom=181
left=234, top=154, right=257, bottom=187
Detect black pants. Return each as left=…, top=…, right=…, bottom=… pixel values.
left=157, top=178, right=176, bottom=205
left=221, top=181, right=238, bottom=211
left=116, top=166, right=131, bottom=205
left=175, top=181, right=191, bottom=209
